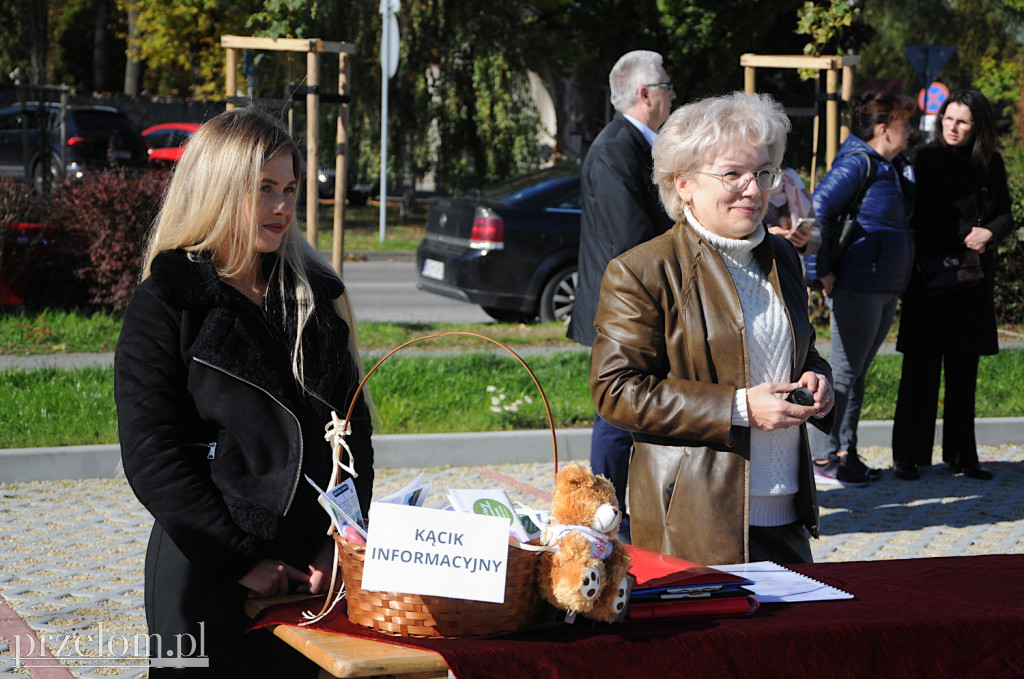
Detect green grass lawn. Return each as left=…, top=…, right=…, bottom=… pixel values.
left=3, top=310, right=1022, bottom=448
left=0, top=311, right=577, bottom=355
left=311, top=203, right=426, bottom=253
left=3, top=347, right=1022, bottom=448
left=0, top=310, right=123, bottom=355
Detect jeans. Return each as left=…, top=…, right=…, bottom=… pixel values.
left=590, top=412, right=634, bottom=529
left=810, top=287, right=898, bottom=460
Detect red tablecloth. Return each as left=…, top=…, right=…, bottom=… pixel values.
left=252, top=555, right=1024, bottom=679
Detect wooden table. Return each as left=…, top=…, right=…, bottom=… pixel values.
left=246, top=596, right=448, bottom=678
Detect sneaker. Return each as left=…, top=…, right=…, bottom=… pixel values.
left=844, top=453, right=882, bottom=481
left=813, top=459, right=869, bottom=488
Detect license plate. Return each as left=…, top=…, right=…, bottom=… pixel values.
left=422, top=259, right=444, bottom=280
left=113, top=150, right=132, bottom=160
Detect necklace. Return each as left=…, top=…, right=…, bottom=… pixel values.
left=229, top=278, right=267, bottom=305
left=243, top=285, right=266, bottom=305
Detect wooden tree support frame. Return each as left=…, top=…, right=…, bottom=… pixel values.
left=740, top=53, right=859, bottom=189
left=221, top=35, right=356, bottom=276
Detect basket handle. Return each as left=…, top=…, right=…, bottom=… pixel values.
left=339, top=330, right=559, bottom=478
left=302, top=331, right=560, bottom=627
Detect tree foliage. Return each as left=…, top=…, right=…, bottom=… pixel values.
left=856, top=0, right=1024, bottom=107
left=123, top=0, right=259, bottom=98
left=796, top=1, right=859, bottom=57
left=323, top=1, right=549, bottom=193
left=656, top=0, right=808, bottom=97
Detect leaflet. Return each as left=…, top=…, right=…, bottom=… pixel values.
left=447, top=488, right=532, bottom=543
left=377, top=472, right=431, bottom=507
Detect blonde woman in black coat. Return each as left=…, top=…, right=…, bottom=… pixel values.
left=891, top=90, right=1012, bottom=481
left=114, top=108, right=373, bottom=675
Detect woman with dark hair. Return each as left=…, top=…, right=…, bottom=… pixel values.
left=114, top=107, right=374, bottom=675
left=804, top=91, right=916, bottom=486
left=891, top=89, right=1012, bottom=481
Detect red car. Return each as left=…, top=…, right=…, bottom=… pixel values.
left=142, top=122, right=200, bottom=165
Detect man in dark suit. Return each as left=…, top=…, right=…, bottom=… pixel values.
left=567, top=50, right=675, bottom=541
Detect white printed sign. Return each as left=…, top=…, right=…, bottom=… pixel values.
left=360, top=502, right=510, bottom=603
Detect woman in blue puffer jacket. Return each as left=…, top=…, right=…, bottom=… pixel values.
left=804, top=91, right=916, bottom=486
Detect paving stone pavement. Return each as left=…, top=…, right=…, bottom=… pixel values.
left=1, top=444, right=1022, bottom=678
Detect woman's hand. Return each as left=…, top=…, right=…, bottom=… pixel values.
left=964, top=226, right=993, bottom=254
left=787, top=220, right=814, bottom=249
left=746, top=382, right=815, bottom=432
left=768, top=218, right=812, bottom=249
left=819, top=272, right=836, bottom=296
left=239, top=559, right=310, bottom=598
left=303, top=540, right=338, bottom=595
left=797, top=371, right=834, bottom=417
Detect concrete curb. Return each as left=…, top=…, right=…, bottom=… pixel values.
left=4, top=418, right=1023, bottom=483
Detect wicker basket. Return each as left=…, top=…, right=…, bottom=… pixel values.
left=329, top=331, right=558, bottom=638
left=336, top=534, right=542, bottom=637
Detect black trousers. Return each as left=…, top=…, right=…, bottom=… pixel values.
left=749, top=522, right=813, bottom=565
left=892, top=351, right=980, bottom=467
left=144, top=523, right=319, bottom=678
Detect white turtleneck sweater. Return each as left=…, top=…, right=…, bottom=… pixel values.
left=685, top=208, right=801, bottom=527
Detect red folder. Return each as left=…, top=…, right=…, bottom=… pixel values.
left=626, top=544, right=751, bottom=590
left=629, top=596, right=759, bottom=620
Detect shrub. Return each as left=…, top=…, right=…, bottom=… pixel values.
left=47, top=169, right=170, bottom=311
left=0, top=177, right=46, bottom=225
left=996, top=142, right=1024, bottom=326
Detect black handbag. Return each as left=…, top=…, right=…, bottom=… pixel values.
left=828, top=151, right=874, bottom=267
left=917, top=249, right=984, bottom=292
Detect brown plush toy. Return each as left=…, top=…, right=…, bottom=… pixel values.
left=537, top=462, right=632, bottom=622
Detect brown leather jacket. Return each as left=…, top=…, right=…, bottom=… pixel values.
left=590, top=221, right=835, bottom=564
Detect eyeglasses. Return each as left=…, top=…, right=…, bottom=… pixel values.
left=644, top=82, right=675, bottom=93
left=697, top=167, right=783, bottom=192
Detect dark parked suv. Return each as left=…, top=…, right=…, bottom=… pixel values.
left=0, top=102, right=149, bottom=189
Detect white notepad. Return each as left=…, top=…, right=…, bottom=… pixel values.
left=712, top=561, right=854, bottom=603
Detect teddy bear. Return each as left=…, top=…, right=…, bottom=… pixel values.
left=537, top=462, right=632, bottom=623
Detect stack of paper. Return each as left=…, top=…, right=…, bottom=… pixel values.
left=713, top=561, right=854, bottom=603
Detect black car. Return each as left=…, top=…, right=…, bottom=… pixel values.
left=416, top=165, right=580, bottom=323
left=0, top=102, right=149, bottom=190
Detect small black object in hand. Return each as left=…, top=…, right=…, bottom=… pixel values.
left=786, top=387, right=815, bottom=406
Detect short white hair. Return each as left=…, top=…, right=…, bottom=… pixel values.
left=609, top=51, right=665, bottom=113
left=652, top=91, right=791, bottom=221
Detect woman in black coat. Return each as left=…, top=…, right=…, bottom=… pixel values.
left=891, top=90, right=1012, bottom=481
left=114, top=108, right=374, bottom=675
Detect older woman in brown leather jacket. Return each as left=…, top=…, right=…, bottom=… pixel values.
left=590, top=92, right=835, bottom=565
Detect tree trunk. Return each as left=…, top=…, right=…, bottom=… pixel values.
left=93, top=0, right=110, bottom=91
left=123, top=5, right=142, bottom=95
left=27, top=0, right=49, bottom=85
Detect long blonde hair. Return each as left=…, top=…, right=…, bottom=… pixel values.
left=142, top=107, right=366, bottom=399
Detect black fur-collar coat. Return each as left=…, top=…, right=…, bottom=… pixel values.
left=114, top=249, right=373, bottom=581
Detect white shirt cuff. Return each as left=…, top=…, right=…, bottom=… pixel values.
left=733, top=388, right=750, bottom=427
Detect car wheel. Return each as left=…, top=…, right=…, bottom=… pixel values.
left=31, top=157, right=60, bottom=194
left=482, top=306, right=533, bottom=324
left=539, top=265, right=577, bottom=324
